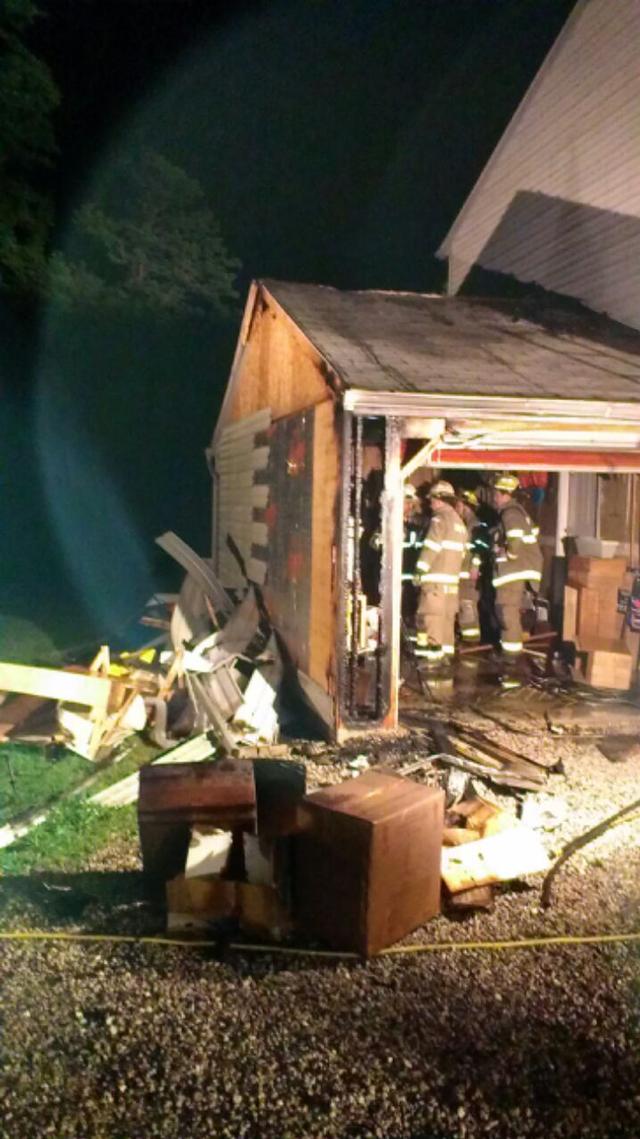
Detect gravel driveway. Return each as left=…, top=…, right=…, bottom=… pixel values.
left=1, top=726, right=640, bottom=1139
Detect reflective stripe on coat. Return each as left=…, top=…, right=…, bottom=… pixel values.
left=415, top=503, right=467, bottom=586
left=493, top=501, right=543, bottom=589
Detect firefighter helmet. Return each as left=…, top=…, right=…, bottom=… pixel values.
left=428, top=480, right=455, bottom=499
left=492, top=473, right=519, bottom=494
left=458, top=488, right=479, bottom=508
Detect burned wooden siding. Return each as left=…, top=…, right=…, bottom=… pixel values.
left=213, top=401, right=338, bottom=730
left=262, top=410, right=314, bottom=670
left=439, top=0, right=640, bottom=331
left=308, top=399, right=340, bottom=720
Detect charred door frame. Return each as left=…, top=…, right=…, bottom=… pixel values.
left=336, top=407, right=353, bottom=733
left=337, top=412, right=404, bottom=735
left=379, top=417, right=403, bottom=728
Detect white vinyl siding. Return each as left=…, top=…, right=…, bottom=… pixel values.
left=439, top=0, right=640, bottom=330
left=213, top=409, right=271, bottom=590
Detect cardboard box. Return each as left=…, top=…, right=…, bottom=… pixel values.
left=565, top=581, right=627, bottom=643
left=166, top=873, right=292, bottom=939
left=595, top=594, right=627, bottom=640
left=563, top=585, right=578, bottom=641
left=568, top=555, right=627, bottom=590
left=576, top=586, right=601, bottom=640
left=166, top=874, right=237, bottom=932
left=578, top=637, right=633, bottom=690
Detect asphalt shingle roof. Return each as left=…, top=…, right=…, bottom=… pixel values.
left=262, top=280, right=640, bottom=403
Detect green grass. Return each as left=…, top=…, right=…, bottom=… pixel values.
left=0, top=737, right=159, bottom=825
left=0, top=615, right=65, bottom=666
left=83, top=737, right=160, bottom=797
left=0, top=799, right=138, bottom=874
left=0, top=744, right=89, bottom=824
left=0, top=738, right=159, bottom=875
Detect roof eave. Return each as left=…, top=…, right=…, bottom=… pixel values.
left=342, top=388, right=640, bottom=424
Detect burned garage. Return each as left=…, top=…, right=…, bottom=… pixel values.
left=209, top=279, right=640, bottom=737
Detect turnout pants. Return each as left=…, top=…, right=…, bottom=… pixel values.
left=416, top=583, right=459, bottom=660
left=495, top=580, right=526, bottom=656
left=458, top=579, right=480, bottom=643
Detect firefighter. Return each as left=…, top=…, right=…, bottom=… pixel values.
left=454, top=489, right=484, bottom=645
left=414, top=480, right=467, bottom=666
left=400, top=482, right=425, bottom=619
left=491, top=473, right=543, bottom=665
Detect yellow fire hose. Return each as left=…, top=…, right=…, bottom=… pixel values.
left=0, top=929, right=639, bottom=959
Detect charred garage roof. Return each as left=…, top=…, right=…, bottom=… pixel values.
left=262, top=280, right=640, bottom=403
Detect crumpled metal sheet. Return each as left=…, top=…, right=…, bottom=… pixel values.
left=156, top=531, right=233, bottom=620
left=199, top=588, right=271, bottom=669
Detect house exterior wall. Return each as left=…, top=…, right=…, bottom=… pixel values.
left=211, top=283, right=341, bottom=733
left=253, top=402, right=340, bottom=733
left=309, top=400, right=340, bottom=703
left=213, top=409, right=271, bottom=590
left=262, top=409, right=315, bottom=669
left=215, top=284, right=334, bottom=437
left=439, top=0, right=640, bottom=330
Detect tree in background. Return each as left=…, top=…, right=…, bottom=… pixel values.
left=0, top=0, right=59, bottom=302
left=50, top=149, right=240, bottom=318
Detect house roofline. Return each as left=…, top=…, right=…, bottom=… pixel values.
left=211, top=280, right=260, bottom=450
left=436, top=0, right=588, bottom=260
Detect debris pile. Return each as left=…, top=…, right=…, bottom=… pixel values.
left=428, top=718, right=552, bottom=791
left=2, top=535, right=640, bottom=956
left=442, top=792, right=550, bottom=910
left=132, top=741, right=565, bottom=955
left=139, top=752, right=305, bottom=941
left=0, top=532, right=284, bottom=763
left=136, top=761, right=445, bottom=955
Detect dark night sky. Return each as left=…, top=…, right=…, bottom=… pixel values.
left=5, top=0, right=580, bottom=644
left=36, top=0, right=578, bottom=292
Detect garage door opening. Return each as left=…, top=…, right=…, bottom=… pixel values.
left=338, top=413, right=640, bottom=735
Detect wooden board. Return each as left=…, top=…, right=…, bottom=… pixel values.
left=261, top=409, right=314, bottom=673
left=215, top=409, right=272, bottom=589
left=309, top=400, right=340, bottom=705
left=441, top=827, right=550, bottom=894
left=0, top=662, right=112, bottom=716
left=0, top=695, right=54, bottom=740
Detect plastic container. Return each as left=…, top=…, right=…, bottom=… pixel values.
left=575, top=537, right=622, bottom=558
